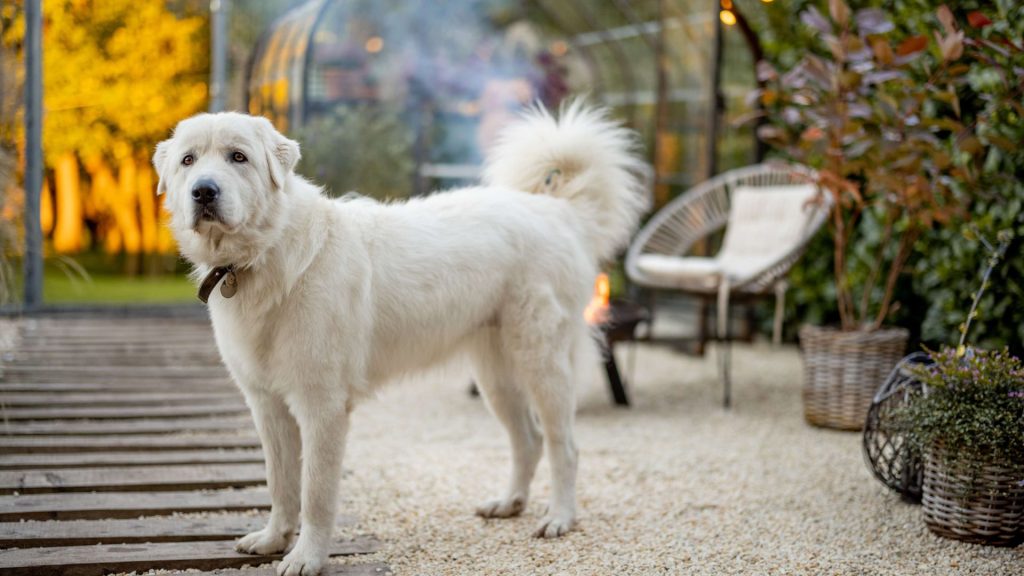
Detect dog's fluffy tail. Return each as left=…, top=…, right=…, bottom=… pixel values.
left=483, top=100, right=650, bottom=262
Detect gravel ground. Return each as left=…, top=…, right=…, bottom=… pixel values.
left=325, top=340, right=1023, bottom=575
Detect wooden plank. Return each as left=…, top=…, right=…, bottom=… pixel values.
left=16, top=335, right=215, bottom=345
left=0, top=463, right=267, bottom=494
left=0, top=416, right=253, bottom=436
left=0, top=389, right=239, bottom=407
left=21, top=323, right=210, bottom=332
left=11, top=339, right=214, bottom=346
left=8, top=350, right=217, bottom=360
left=0, top=403, right=248, bottom=421
left=13, top=341, right=214, bottom=349
left=0, top=535, right=379, bottom=576
left=3, top=355, right=222, bottom=367
left=23, top=317, right=207, bottom=326
left=2, top=365, right=226, bottom=377
left=13, top=342, right=216, bottom=352
left=0, top=392, right=241, bottom=407
left=0, top=380, right=235, bottom=393
left=166, top=563, right=393, bottom=576
left=0, top=434, right=261, bottom=453
left=0, top=489, right=272, bottom=520
left=10, top=344, right=216, bottom=353
left=6, top=346, right=219, bottom=356
left=1, top=376, right=228, bottom=385
left=0, top=449, right=263, bottom=470
left=0, top=513, right=355, bottom=547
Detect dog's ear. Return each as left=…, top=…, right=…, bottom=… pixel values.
left=257, top=117, right=301, bottom=189
left=152, top=139, right=171, bottom=195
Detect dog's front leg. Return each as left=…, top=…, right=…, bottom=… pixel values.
left=236, top=390, right=301, bottom=554
left=277, top=392, right=350, bottom=576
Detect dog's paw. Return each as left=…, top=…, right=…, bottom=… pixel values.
left=277, top=538, right=326, bottom=576
left=236, top=527, right=293, bottom=555
left=532, top=513, right=575, bottom=538
left=476, top=496, right=526, bottom=518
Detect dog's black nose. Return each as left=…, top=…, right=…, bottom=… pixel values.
left=191, top=180, right=220, bottom=205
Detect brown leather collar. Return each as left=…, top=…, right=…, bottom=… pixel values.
left=197, top=265, right=238, bottom=304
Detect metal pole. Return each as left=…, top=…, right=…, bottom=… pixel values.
left=210, top=0, right=228, bottom=112
left=23, top=0, right=43, bottom=308
left=731, top=6, right=766, bottom=163
left=705, top=0, right=723, bottom=180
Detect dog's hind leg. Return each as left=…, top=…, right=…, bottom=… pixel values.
left=519, top=349, right=578, bottom=538
left=470, top=329, right=543, bottom=519
left=503, top=294, right=581, bottom=538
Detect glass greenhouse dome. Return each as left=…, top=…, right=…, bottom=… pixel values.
left=246, top=0, right=759, bottom=204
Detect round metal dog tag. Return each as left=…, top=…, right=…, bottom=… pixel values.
left=221, top=271, right=238, bottom=298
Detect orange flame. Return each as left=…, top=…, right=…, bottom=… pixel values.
left=584, top=273, right=611, bottom=325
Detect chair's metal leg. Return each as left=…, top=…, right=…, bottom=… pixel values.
left=627, top=339, right=638, bottom=391
left=646, top=290, right=657, bottom=339
left=696, top=298, right=708, bottom=356
left=717, top=279, right=733, bottom=409
left=721, top=337, right=732, bottom=409
left=772, top=280, right=788, bottom=346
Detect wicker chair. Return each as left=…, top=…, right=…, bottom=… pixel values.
left=625, top=163, right=831, bottom=407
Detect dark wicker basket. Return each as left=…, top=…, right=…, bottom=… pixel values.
left=863, top=352, right=931, bottom=502
left=800, top=325, right=908, bottom=430
left=922, top=445, right=1024, bottom=546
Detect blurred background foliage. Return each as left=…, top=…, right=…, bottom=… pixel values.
left=293, top=105, right=415, bottom=200
left=2, top=0, right=756, bottom=304
left=0, top=0, right=1018, bottom=344
left=742, top=0, right=1023, bottom=353
left=1, top=0, right=209, bottom=302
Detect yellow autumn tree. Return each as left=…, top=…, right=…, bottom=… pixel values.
left=3, top=0, right=207, bottom=254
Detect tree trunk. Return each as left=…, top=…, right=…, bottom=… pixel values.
left=136, top=159, right=159, bottom=253
left=115, top=156, right=142, bottom=254
left=40, top=177, right=53, bottom=235
left=86, top=161, right=121, bottom=254
left=53, top=152, right=83, bottom=252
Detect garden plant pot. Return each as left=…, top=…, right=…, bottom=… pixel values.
left=799, top=324, right=908, bottom=430
left=922, top=444, right=1024, bottom=546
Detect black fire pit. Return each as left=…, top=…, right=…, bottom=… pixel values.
left=596, top=299, right=650, bottom=406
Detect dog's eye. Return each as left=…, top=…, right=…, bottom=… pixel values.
left=232, top=152, right=247, bottom=163
left=182, top=154, right=194, bottom=166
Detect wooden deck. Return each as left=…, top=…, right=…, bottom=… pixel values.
left=0, top=316, right=389, bottom=576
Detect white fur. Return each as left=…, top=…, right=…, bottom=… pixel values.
left=155, top=102, right=647, bottom=576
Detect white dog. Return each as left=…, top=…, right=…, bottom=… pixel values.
left=154, top=101, right=647, bottom=576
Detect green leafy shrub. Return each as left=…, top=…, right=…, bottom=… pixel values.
left=912, top=3, right=1024, bottom=351
left=294, top=105, right=415, bottom=201
left=753, top=1, right=968, bottom=331
left=749, top=1, right=1024, bottom=348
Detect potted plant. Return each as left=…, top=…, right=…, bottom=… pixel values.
left=901, top=345, right=1024, bottom=546
left=753, top=3, right=1007, bottom=429
left=893, top=229, right=1024, bottom=546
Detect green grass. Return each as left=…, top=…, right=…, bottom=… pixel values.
left=2, top=253, right=197, bottom=305
left=42, top=271, right=196, bottom=304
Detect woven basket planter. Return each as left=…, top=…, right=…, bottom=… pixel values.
left=922, top=445, right=1024, bottom=546
left=799, top=325, right=908, bottom=430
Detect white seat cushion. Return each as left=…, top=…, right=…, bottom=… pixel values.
left=635, top=255, right=721, bottom=290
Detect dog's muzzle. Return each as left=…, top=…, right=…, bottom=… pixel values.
left=192, top=179, right=222, bottom=225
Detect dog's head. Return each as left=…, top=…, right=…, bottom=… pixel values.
left=153, top=112, right=300, bottom=267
